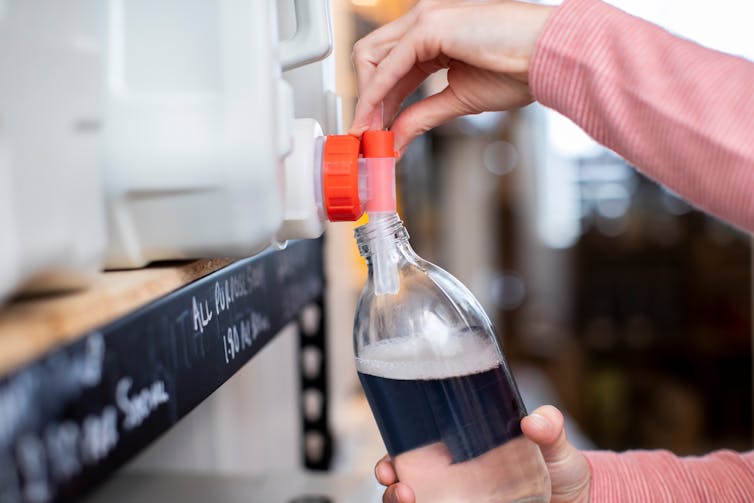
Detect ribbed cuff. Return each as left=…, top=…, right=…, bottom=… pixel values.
left=583, top=450, right=635, bottom=502
left=584, top=449, right=754, bottom=501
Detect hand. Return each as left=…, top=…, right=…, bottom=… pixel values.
left=375, top=405, right=591, bottom=503
left=350, top=0, right=555, bottom=155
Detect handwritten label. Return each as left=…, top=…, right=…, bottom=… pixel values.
left=9, top=375, right=167, bottom=500
left=0, top=372, right=36, bottom=447
left=16, top=435, right=50, bottom=503
left=222, top=312, right=270, bottom=364
left=15, top=405, right=118, bottom=503
left=186, top=263, right=272, bottom=366
left=0, top=333, right=104, bottom=448
left=214, top=273, right=250, bottom=314
left=192, top=265, right=264, bottom=337
left=79, top=406, right=118, bottom=465
left=115, top=378, right=169, bottom=431
left=45, top=422, right=80, bottom=482
left=192, top=297, right=213, bottom=334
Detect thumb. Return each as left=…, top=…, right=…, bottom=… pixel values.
left=522, top=405, right=572, bottom=462
left=521, top=405, right=591, bottom=503
left=389, top=86, right=470, bottom=155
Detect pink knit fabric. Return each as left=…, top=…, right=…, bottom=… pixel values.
left=584, top=450, right=754, bottom=502
left=530, top=0, right=754, bottom=233
left=530, top=0, right=754, bottom=499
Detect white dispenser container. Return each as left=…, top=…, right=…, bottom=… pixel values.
left=0, top=0, right=336, bottom=301
left=0, top=0, right=106, bottom=301
left=103, top=0, right=332, bottom=268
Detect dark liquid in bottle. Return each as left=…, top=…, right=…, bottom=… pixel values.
left=358, top=363, right=526, bottom=464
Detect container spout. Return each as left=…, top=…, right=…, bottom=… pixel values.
left=361, top=130, right=399, bottom=295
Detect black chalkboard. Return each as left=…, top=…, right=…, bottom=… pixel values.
left=0, top=239, right=324, bottom=503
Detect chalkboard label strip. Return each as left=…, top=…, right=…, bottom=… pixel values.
left=0, top=239, right=324, bottom=503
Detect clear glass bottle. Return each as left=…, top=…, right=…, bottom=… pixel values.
left=353, top=212, right=551, bottom=503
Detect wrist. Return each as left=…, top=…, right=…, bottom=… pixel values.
left=491, top=2, right=557, bottom=84
left=522, top=4, right=558, bottom=81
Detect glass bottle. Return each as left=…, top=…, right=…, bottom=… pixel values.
left=353, top=133, right=550, bottom=503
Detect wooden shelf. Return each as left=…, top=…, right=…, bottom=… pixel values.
left=0, top=259, right=234, bottom=377
left=0, top=239, right=325, bottom=503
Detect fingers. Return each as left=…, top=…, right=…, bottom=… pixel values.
left=352, top=8, right=419, bottom=92
left=375, top=455, right=415, bottom=503
left=351, top=5, right=427, bottom=132
left=389, top=85, right=471, bottom=154
left=521, top=405, right=574, bottom=464
left=522, top=405, right=592, bottom=502
left=351, top=1, right=553, bottom=137
left=381, top=65, right=430, bottom=129
left=352, top=28, right=427, bottom=134
left=375, top=455, right=398, bottom=486
left=382, top=483, right=416, bottom=503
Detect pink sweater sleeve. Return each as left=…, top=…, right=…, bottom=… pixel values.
left=530, top=0, right=754, bottom=232
left=530, top=1, right=754, bottom=498
left=583, top=449, right=754, bottom=501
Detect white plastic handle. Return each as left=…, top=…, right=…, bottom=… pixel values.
left=280, top=0, right=333, bottom=71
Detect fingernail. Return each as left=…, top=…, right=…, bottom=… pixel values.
left=528, top=413, right=549, bottom=430
left=396, top=485, right=412, bottom=502
left=375, top=462, right=387, bottom=481
left=349, top=123, right=366, bottom=136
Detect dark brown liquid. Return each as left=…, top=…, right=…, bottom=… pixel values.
left=358, top=364, right=526, bottom=463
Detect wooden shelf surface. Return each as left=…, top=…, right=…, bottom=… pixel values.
left=0, top=259, right=234, bottom=376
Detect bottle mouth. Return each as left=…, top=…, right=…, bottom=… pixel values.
left=354, top=213, right=409, bottom=257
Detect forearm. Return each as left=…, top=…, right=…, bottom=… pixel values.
left=530, top=0, right=754, bottom=232
left=583, top=449, right=754, bottom=501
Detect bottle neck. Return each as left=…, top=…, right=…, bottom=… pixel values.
left=355, top=213, right=409, bottom=260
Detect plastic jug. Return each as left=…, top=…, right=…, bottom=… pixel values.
left=103, top=0, right=332, bottom=268
left=0, top=0, right=106, bottom=301
left=352, top=132, right=550, bottom=503
left=0, top=0, right=336, bottom=302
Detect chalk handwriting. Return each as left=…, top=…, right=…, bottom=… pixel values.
left=0, top=371, right=35, bottom=446
left=17, top=435, right=50, bottom=503
left=0, top=333, right=104, bottom=448
left=80, top=406, right=118, bottom=465
left=246, top=265, right=264, bottom=290
left=78, top=333, right=104, bottom=387
left=13, top=404, right=119, bottom=499
left=116, top=378, right=169, bottom=431
left=192, top=296, right=212, bottom=333
left=250, top=311, right=271, bottom=340
left=214, top=269, right=255, bottom=315
left=222, top=311, right=270, bottom=364
left=45, top=422, right=80, bottom=482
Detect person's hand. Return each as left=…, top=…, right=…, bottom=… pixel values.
left=350, top=0, right=555, bottom=155
left=375, top=405, right=591, bottom=503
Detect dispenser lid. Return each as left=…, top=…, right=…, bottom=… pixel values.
left=361, top=130, right=398, bottom=158
left=323, top=135, right=362, bottom=221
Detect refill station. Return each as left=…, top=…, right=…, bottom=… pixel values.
left=0, top=1, right=382, bottom=502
